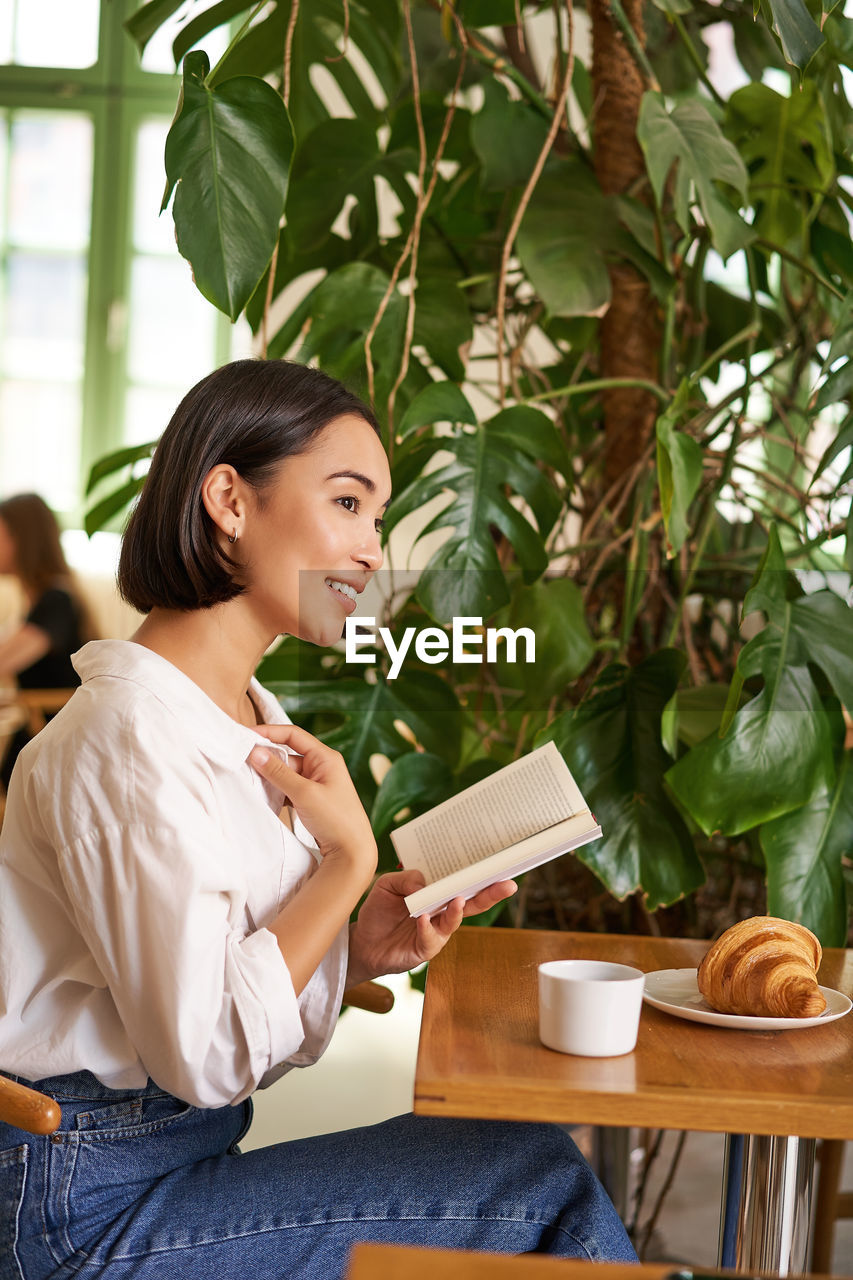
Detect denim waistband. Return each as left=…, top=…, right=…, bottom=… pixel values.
left=2, top=1069, right=169, bottom=1102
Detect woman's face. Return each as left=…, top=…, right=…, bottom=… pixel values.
left=0, top=516, right=17, bottom=576
left=239, top=414, right=391, bottom=647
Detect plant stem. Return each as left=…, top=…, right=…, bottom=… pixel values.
left=428, top=5, right=554, bottom=119
left=206, top=1, right=266, bottom=84
left=694, top=322, right=761, bottom=381
left=670, top=11, right=725, bottom=107
left=282, top=0, right=300, bottom=108
left=686, top=236, right=710, bottom=375
left=260, top=0, right=300, bottom=356
left=756, top=238, right=846, bottom=301
left=660, top=289, right=676, bottom=389
left=738, top=245, right=761, bottom=424
left=528, top=376, right=670, bottom=405
left=664, top=416, right=742, bottom=647
left=465, top=44, right=552, bottom=119
left=496, top=0, right=575, bottom=407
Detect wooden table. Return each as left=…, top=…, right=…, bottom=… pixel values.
left=413, top=928, right=853, bottom=1275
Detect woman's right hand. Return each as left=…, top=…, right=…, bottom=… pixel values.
left=249, top=723, right=377, bottom=881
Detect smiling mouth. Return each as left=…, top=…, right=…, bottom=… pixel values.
left=325, top=578, right=359, bottom=610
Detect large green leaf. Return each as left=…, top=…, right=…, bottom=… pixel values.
left=84, top=476, right=148, bottom=537
left=666, top=666, right=834, bottom=835
left=816, top=363, right=853, bottom=413
left=812, top=411, right=853, bottom=487
left=517, top=161, right=673, bottom=317
left=656, top=383, right=704, bottom=557
left=286, top=119, right=382, bottom=254
left=84, top=439, right=157, bottom=535
left=172, top=1, right=257, bottom=66
left=124, top=0, right=186, bottom=54
left=267, top=670, right=463, bottom=804
left=820, top=291, right=853, bottom=377
left=209, top=1, right=400, bottom=137
left=492, top=577, right=596, bottom=703
left=811, top=208, right=853, bottom=286
left=386, top=406, right=568, bottom=620
left=163, top=51, right=293, bottom=320
left=85, top=442, right=156, bottom=495
left=256, top=634, right=335, bottom=685
left=665, top=526, right=847, bottom=835
left=397, top=382, right=478, bottom=441
left=764, top=0, right=825, bottom=70
left=371, top=752, right=455, bottom=839
left=411, top=278, right=473, bottom=383
left=470, top=78, right=550, bottom=191
left=724, top=82, right=833, bottom=246
left=457, top=0, right=520, bottom=24
left=737, top=526, right=853, bottom=712
left=760, top=750, right=853, bottom=945
left=638, top=92, right=753, bottom=261
left=299, top=262, right=406, bottom=404
left=663, top=684, right=734, bottom=754
left=541, top=651, right=704, bottom=909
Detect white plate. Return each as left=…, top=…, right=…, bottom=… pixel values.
left=643, top=968, right=852, bottom=1030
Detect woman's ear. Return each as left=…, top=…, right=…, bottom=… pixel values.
left=201, top=465, right=245, bottom=543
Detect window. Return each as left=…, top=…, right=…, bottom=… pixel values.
left=0, top=109, right=92, bottom=512
left=0, top=0, right=249, bottom=526
left=1, top=1, right=101, bottom=70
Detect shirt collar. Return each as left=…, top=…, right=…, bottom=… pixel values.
left=72, top=639, right=291, bottom=772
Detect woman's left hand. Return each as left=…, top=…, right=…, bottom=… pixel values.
left=347, top=870, right=517, bottom=984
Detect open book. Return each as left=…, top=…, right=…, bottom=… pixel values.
left=391, top=741, right=602, bottom=918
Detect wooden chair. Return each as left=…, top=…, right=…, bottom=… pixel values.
left=812, top=1139, right=853, bottom=1273
left=9, top=687, right=75, bottom=736
left=0, top=1075, right=62, bottom=1134
left=0, top=687, right=76, bottom=828
left=0, top=980, right=395, bottom=1136
left=345, top=1245, right=675, bottom=1280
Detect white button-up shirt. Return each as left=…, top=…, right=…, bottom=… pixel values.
left=0, top=640, right=348, bottom=1108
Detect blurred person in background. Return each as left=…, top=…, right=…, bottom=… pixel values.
left=0, top=492, right=97, bottom=790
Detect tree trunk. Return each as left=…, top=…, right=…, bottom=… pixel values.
left=590, top=0, right=661, bottom=492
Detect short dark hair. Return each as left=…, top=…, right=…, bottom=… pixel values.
left=118, top=359, right=381, bottom=613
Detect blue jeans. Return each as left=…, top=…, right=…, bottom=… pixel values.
left=1, top=1071, right=636, bottom=1278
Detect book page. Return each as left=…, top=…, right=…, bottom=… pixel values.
left=391, top=741, right=587, bottom=881
left=403, top=813, right=602, bottom=917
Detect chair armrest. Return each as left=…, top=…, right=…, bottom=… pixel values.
left=342, top=980, right=395, bottom=1014
left=0, top=1074, right=62, bottom=1135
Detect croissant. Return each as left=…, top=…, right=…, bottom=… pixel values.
left=697, top=916, right=826, bottom=1018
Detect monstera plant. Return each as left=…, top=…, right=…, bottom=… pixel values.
left=90, top=0, right=853, bottom=944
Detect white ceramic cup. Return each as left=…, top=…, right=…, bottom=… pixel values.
left=538, top=959, right=646, bottom=1057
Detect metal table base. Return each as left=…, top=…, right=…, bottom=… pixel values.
left=719, top=1134, right=816, bottom=1275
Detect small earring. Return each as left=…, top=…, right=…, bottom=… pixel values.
left=227, top=530, right=238, bottom=544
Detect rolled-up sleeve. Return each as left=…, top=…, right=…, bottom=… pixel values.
left=57, top=820, right=312, bottom=1107
left=47, top=702, right=347, bottom=1109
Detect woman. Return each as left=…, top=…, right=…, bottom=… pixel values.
left=0, top=492, right=96, bottom=790
left=0, top=359, right=636, bottom=1278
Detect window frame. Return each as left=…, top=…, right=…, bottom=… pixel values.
left=0, top=0, right=235, bottom=526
